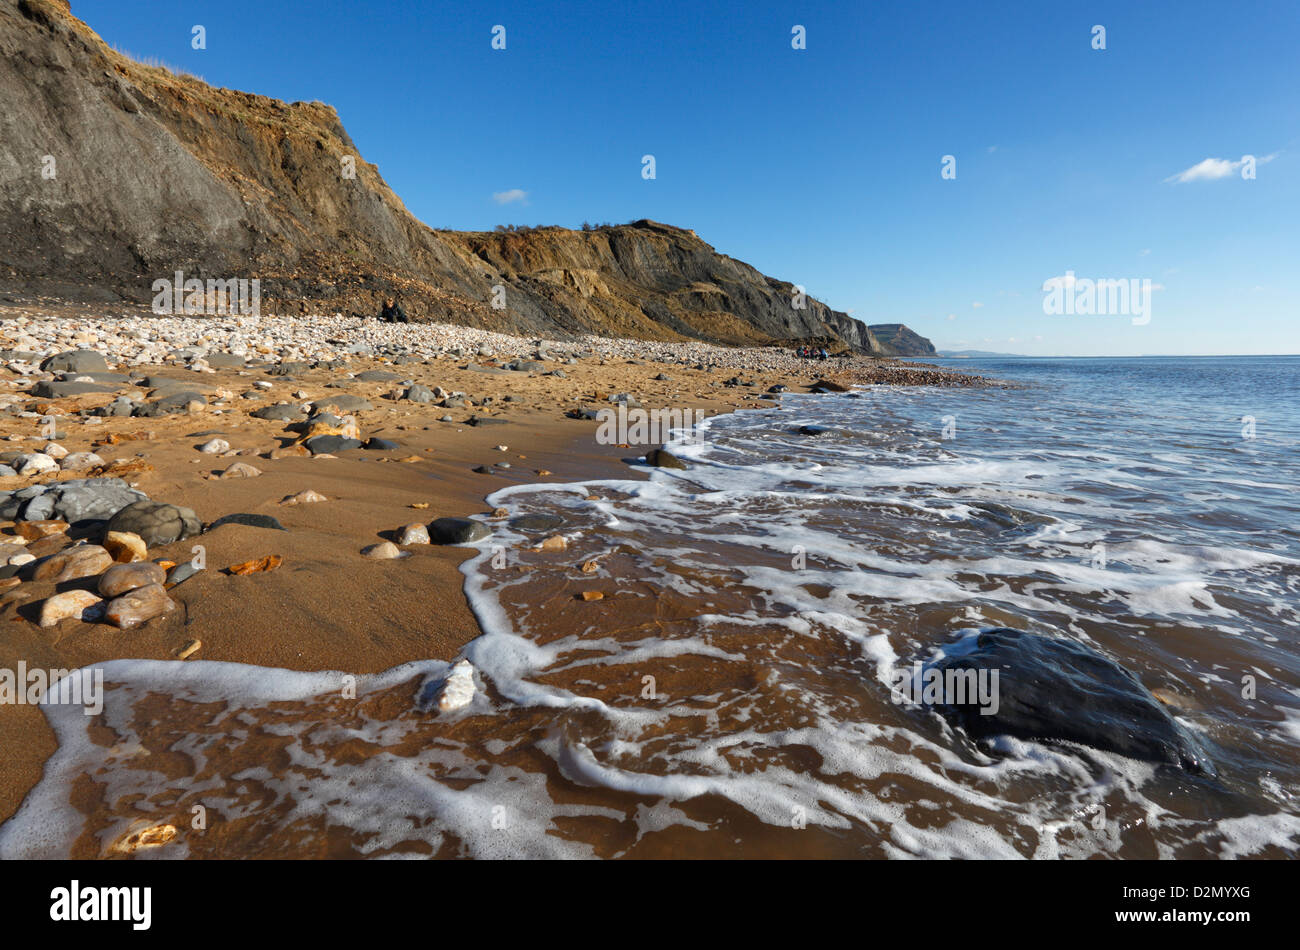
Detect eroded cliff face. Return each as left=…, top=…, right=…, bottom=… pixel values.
left=868, top=324, right=937, bottom=357
left=0, top=0, right=882, bottom=352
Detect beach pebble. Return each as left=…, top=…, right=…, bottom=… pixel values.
left=536, top=534, right=568, bottom=552
left=39, top=589, right=104, bottom=627
left=36, top=544, right=114, bottom=582
left=2, top=545, right=33, bottom=567
left=98, top=561, right=166, bottom=598
left=361, top=541, right=407, bottom=559
left=41, top=442, right=69, bottom=460
left=166, top=560, right=202, bottom=587
left=15, top=519, right=68, bottom=541
left=103, top=530, right=148, bottom=563
left=398, top=523, right=430, bottom=545
left=104, top=583, right=175, bottom=629
left=279, top=489, right=327, bottom=506
left=15, top=453, right=58, bottom=476
left=220, top=461, right=261, bottom=479
left=59, top=451, right=104, bottom=472
left=198, top=438, right=230, bottom=454
left=175, top=638, right=202, bottom=659
left=436, top=659, right=476, bottom=712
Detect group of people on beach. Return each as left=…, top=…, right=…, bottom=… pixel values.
left=796, top=345, right=830, bottom=360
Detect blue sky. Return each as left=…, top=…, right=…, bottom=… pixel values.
left=77, top=0, right=1298, bottom=356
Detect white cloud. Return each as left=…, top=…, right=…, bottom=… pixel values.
left=1139, top=248, right=1151, bottom=256
left=946, top=313, right=956, bottom=321
left=1164, top=152, right=1278, bottom=183
left=492, top=189, right=529, bottom=205
left=971, top=301, right=983, bottom=309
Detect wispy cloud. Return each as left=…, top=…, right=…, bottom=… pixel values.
left=1164, top=152, right=1279, bottom=183
left=492, top=188, right=529, bottom=205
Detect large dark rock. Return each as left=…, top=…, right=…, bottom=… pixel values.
left=134, top=390, right=206, bottom=416
left=303, top=434, right=363, bottom=454
left=927, top=628, right=1215, bottom=777
left=269, top=362, right=311, bottom=377
left=429, top=517, right=490, bottom=544
left=30, top=380, right=118, bottom=398
left=251, top=404, right=307, bottom=422
left=40, top=350, right=109, bottom=374
left=106, top=500, right=202, bottom=547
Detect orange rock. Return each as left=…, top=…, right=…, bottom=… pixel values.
left=536, top=535, right=568, bottom=552
left=491, top=507, right=509, bottom=518
left=580, top=559, right=600, bottom=574
left=227, top=554, right=283, bottom=575
left=103, top=530, right=147, bottom=563
left=110, top=821, right=178, bottom=854
left=579, top=591, right=604, bottom=601
left=15, top=519, right=68, bottom=541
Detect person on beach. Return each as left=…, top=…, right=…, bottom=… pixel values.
left=378, top=298, right=410, bottom=323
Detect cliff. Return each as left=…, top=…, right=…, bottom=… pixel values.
left=867, top=324, right=937, bottom=357
left=0, top=0, right=883, bottom=353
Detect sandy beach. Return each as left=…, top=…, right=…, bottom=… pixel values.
left=0, top=305, right=985, bottom=826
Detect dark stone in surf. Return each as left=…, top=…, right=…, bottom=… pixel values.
left=510, top=514, right=563, bottom=533
left=645, top=448, right=686, bottom=470
left=809, top=379, right=848, bottom=393
left=928, top=628, right=1215, bottom=777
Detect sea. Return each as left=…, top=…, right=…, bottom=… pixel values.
left=2, top=355, right=1297, bottom=858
